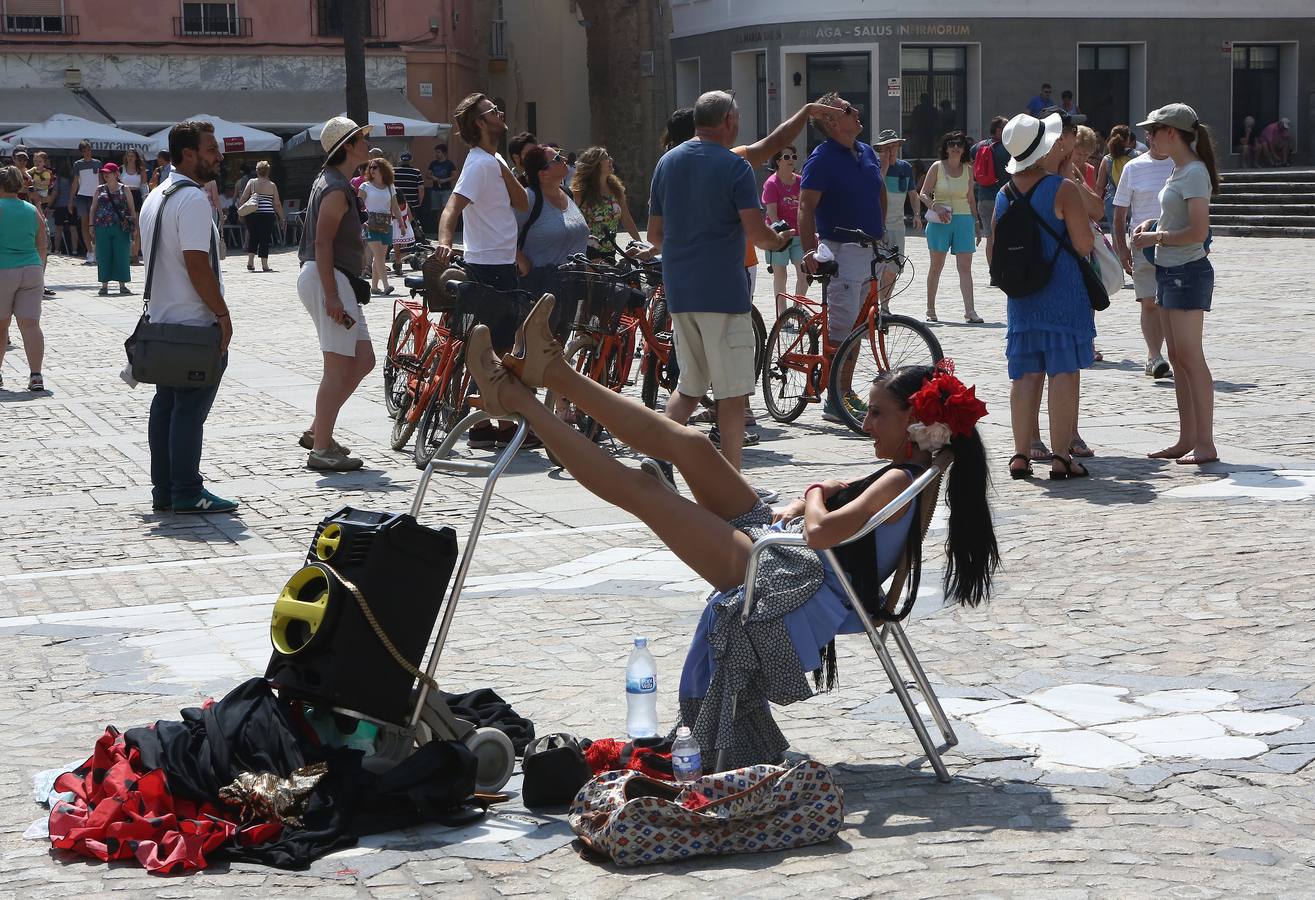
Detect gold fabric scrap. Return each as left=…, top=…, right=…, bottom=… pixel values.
left=218, top=763, right=329, bottom=827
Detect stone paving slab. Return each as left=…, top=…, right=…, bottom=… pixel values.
left=1, top=237, right=1314, bottom=896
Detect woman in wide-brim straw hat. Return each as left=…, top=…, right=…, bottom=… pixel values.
left=1129, top=102, right=1221, bottom=466
left=985, top=112, right=1096, bottom=482
left=294, top=116, right=374, bottom=473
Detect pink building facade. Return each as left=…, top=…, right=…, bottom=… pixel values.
left=0, top=0, right=485, bottom=146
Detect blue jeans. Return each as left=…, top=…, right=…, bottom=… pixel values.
left=149, top=353, right=226, bottom=502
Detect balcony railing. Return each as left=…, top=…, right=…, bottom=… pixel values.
left=490, top=19, right=507, bottom=59
left=314, top=0, right=386, bottom=39
left=3, top=14, right=78, bottom=34
left=173, top=16, right=252, bottom=38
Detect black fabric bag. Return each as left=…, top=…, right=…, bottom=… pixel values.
left=521, top=733, right=592, bottom=808
left=334, top=265, right=371, bottom=306
left=988, top=179, right=1056, bottom=298
left=124, top=182, right=224, bottom=387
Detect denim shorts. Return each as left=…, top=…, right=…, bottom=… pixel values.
left=1155, top=256, right=1213, bottom=312
left=365, top=230, right=392, bottom=246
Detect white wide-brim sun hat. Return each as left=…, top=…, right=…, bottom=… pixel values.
left=1003, top=113, right=1064, bottom=174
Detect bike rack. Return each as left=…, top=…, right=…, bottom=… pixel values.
left=406, top=409, right=527, bottom=731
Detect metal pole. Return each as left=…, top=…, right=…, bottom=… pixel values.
left=408, top=415, right=527, bottom=730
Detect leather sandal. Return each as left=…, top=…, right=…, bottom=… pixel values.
left=465, top=325, right=514, bottom=418
left=502, top=293, right=564, bottom=388
left=1008, top=453, right=1032, bottom=480
left=1049, top=455, right=1090, bottom=480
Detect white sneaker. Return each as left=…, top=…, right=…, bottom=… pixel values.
left=85, top=251, right=96, bottom=264
left=1146, top=356, right=1171, bottom=379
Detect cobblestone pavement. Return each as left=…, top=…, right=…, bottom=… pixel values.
left=2, top=235, right=1313, bottom=898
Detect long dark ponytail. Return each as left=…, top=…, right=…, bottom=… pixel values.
left=876, top=366, right=999, bottom=607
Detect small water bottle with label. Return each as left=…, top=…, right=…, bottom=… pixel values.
left=671, top=726, right=703, bottom=783
left=625, top=637, right=658, bottom=738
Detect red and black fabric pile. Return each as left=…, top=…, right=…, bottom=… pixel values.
left=48, top=678, right=484, bottom=874
left=583, top=736, right=677, bottom=781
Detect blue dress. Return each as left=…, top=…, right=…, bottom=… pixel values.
left=993, top=174, right=1096, bottom=380
left=679, top=504, right=915, bottom=702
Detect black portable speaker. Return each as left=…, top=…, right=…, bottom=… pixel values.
left=265, top=506, right=459, bottom=724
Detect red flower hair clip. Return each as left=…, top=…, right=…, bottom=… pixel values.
left=907, top=359, right=988, bottom=438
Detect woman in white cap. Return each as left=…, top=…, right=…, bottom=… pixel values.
left=987, top=113, right=1096, bottom=481
left=1130, top=103, right=1219, bottom=465
left=295, top=116, right=374, bottom=472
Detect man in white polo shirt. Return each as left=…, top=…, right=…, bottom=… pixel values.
left=138, top=120, right=237, bottom=514
left=432, top=92, right=530, bottom=448
left=1112, top=142, right=1176, bottom=379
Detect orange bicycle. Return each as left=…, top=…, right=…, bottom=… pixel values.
left=383, top=251, right=464, bottom=418
left=762, top=227, right=941, bottom=433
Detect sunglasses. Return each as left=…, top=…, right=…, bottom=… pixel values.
left=946, top=140, right=965, bottom=147
left=778, top=153, right=797, bottom=161
left=551, top=152, right=567, bottom=163
left=478, top=106, right=504, bottom=120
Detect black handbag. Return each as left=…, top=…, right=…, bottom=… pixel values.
left=123, top=183, right=224, bottom=387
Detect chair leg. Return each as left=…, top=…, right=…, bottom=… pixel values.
left=866, top=626, right=951, bottom=782
left=887, top=622, right=958, bottom=748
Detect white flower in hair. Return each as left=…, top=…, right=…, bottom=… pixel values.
left=907, top=421, right=952, bottom=452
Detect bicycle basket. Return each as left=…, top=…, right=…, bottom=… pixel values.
left=559, top=271, right=645, bottom=333
left=422, top=255, right=463, bottom=312
left=452, top=282, right=534, bottom=351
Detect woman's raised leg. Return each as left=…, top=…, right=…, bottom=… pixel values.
left=509, top=297, right=758, bottom=521
left=472, top=329, right=752, bottom=589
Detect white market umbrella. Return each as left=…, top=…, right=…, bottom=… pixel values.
left=1, top=114, right=152, bottom=154
left=147, top=114, right=283, bottom=155
left=285, top=110, right=445, bottom=151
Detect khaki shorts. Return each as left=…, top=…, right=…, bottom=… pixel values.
left=1132, top=252, right=1156, bottom=300
left=880, top=222, right=906, bottom=267
left=0, top=265, right=43, bottom=320
left=297, top=261, right=371, bottom=356
left=671, top=310, right=756, bottom=401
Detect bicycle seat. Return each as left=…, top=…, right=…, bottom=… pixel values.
left=809, top=260, right=839, bottom=282
left=404, top=274, right=425, bottom=291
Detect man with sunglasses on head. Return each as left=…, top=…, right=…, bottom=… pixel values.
left=798, top=92, right=887, bottom=424
left=433, top=93, right=531, bottom=449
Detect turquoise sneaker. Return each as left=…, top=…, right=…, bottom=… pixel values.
left=821, top=397, right=844, bottom=424
left=173, top=489, right=239, bottom=514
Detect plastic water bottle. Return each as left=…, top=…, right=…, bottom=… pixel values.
left=625, top=637, right=658, bottom=738
left=672, top=726, right=703, bottom=783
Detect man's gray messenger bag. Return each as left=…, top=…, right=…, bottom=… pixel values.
left=123, top=182, right=224, bottom=388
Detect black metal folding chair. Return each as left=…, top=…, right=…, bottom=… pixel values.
left=724, top=451, right=959, bottom=781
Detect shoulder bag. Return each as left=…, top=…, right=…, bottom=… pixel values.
left=569, top=759, right=843, bottom=867
left=123, top=183, right=224, bottom=387
left=1027, top=193, right=1111, bottom=311
left=237, top=187, right=260, bottom=218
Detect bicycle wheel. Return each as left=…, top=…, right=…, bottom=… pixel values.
left=761, top=307, right=819, bottom=423
left=750, top=306, right=767, bottom=376
left=413, top=358, right=469, bottom=468
left=640, top=297, right=677, bottom=410
left=391, top=339, right=442, bottom=451
left=543, top=336, right=603, bottom=467
left=828, top=314, right=944, bottom=435
left=383, top=310, right=420, bottom=419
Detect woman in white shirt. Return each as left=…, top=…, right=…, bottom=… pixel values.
left=357, top=158, right=401, bottom=295
left=119, top=150, right=146, bottom=263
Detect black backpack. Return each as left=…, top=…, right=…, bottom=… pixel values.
left=989, top=179, right=1059, bottom=298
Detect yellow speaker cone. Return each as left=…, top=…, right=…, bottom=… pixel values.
left=270, top=565, right=331, bottom=655
left=315, top=523, right=343, bottom=561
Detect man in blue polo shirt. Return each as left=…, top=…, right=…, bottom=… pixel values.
left=799, top=92, right=886, bottom=422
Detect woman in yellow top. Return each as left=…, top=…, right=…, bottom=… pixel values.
left=918, top=131, right=983, bottom=323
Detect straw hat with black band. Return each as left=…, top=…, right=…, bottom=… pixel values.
left=319, top=117, right=373, bottom=163
left=1002, top=113, right=1064, bottom=174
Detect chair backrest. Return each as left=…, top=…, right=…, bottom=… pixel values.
left=284, top=198, right=302, bottom=213
left=880, top=449, right=952, bottom=618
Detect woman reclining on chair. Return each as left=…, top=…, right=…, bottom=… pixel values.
left=465, top=296, right=998, bottom=766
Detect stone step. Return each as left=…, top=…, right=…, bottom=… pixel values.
left=1213, top=193, right=1315, bottom=206
left=1210, top=203, right=1315, bottom=216
left=1210, top=224, right=1315, bottom=238
left=1211, top=213, right=1315, bottom=227
left=1217, top=181, right=1315, bottom=194
left=1220, top=168, right=1315, bottom=184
